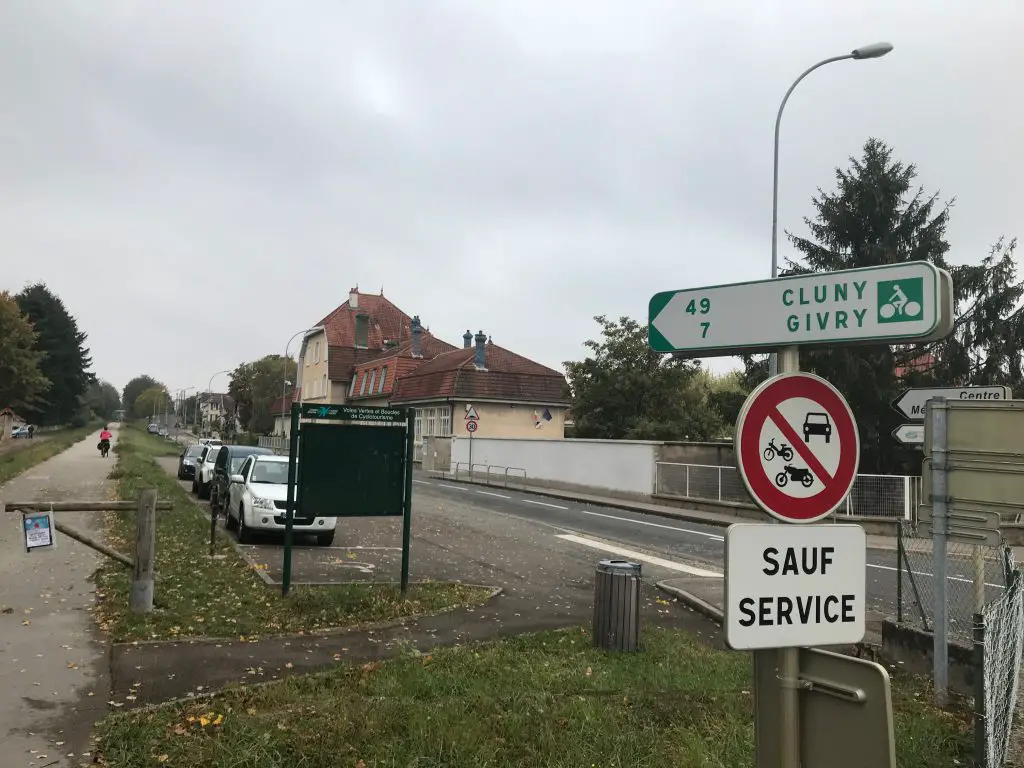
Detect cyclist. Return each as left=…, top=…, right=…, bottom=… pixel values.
left=888, top=284, right=908, bottom=314
left=98, top=426, right=112, bottom=456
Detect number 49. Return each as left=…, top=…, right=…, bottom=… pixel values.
left=685, top=297, right=711, bottom=338
left=685, top=298, right=711, bottom=315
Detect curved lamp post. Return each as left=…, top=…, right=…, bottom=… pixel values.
left=282, top=328, right=318, bottom=434
left=767, top=42, right=894, bottom=377
left=205, top=370, right=232, bottom=433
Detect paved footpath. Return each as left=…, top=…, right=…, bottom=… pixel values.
left=0, top=426, right=116, bottom=767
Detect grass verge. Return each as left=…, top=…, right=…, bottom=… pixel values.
left=95, top=626, right=973, bottom=768
left=0, top=422, right=100, bottom=485
left=95, top=425, right=492, bottom=642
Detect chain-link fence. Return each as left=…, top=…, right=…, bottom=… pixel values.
left=979, top=558, right=1024, bottom=767
left=655, top=462, right=919, bottom=519
left=897, top=524, right=1024, bottom=766
left=896, top=522, right=1010, bottom=647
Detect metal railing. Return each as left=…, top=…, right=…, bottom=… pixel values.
left=258, top=435, right=288, bottom=455
left=654, top=461, right=921, bottom=520
left=449, top=462, right=529, bottom=489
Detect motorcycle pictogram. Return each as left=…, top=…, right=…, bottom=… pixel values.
left=774, top=464, right=815, bottom=489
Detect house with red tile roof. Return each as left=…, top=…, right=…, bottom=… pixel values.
left=269, top=289, right=570, bottom=447
left=390, top=330, right=571, bottom=444
left=270, top=288, right=451, bottom=434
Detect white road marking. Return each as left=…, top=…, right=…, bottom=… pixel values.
left=556, top=534, right=723, bottom=578
left=867, top=562, right=1004, bottom=589
left=438, top=484, right=469, bottom=491
left=412, top=479, right=431, bottom=485
left=577, top=508, right=725, bottom=541
left=477, top=490, right=511, bottom=499
left=523, top=499, right=570, bottom=510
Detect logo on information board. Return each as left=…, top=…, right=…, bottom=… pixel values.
left=735, top=373, right=860, bottom=524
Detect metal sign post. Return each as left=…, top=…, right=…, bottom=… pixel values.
left=465, top=404, right=479, bottom=479
left=927, top=397, right=950, bottom=706
left=650, top=261, right=953, bottom=767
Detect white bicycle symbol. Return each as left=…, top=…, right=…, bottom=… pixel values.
left=879, top=284, right=922, bottom=320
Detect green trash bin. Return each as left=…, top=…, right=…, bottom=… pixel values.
left=592, top=559, right=642, bottom=652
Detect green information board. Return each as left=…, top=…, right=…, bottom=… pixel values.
left=282, top=402, right=414, bottom=596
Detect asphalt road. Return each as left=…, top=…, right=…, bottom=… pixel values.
left=407, top=475, right=1008, bottom=619
left=160, top=437, right=1006, bottom=630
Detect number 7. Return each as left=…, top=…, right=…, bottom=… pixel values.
left=700, top=322, right=711, bottom=339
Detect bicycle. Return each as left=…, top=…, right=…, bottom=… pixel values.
left=763, top=438, right=794, bottom=462
left=879, top=284, right=922, bottom=320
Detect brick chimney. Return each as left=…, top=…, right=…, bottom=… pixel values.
left=463, top=329, right=472, bottom=348
left=474, top=330, right=487, bottom=370
left=410, top=315, right=423, bottom=358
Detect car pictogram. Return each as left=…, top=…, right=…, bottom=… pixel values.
left=802, top=412, right=832, bottom=443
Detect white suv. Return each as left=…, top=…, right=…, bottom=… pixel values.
left=225, top=455, right=336, bottom=546
left=192, top=445, right=221, bottom=499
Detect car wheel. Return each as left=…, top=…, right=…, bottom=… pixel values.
left=225, top=505, right=238, bottom=530
left=199, top=481, right=210, bottom=500
left=191, top=479, right=198, bottom=494
left=316, top=531, right=335, bottom=547
left=237, top=505, right=253, bottom=544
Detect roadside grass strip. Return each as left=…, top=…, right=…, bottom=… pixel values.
left=94, top=425, right=492, bottom=642
left=0, top=422, right=100, bottom=485
left=95, top=626, right=972, bottom=768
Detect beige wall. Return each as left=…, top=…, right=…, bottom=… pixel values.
left=329, top=380, right=351, bottom=403
left=457, top=401, right=566, bottom=439
left=299, top=330, right=331, bottom=402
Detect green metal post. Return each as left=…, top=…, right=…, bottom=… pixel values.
left=973, top=612, right=985, bottom=765
left=400, top=409, right=414, bottom=594
left=282, top=403, right=300, bottom=597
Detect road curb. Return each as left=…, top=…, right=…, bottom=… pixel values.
left=655, top=580, right=724, bottom=624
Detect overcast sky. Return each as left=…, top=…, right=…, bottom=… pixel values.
left=1, top=1, right=1021, bottom=396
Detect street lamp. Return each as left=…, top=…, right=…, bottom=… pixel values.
left=177, top=387, right=196, bottom=429
left=205, top=370, right=231, bottom=434
left=767, top=41, right=893, bottom=377
left=282, top=328, right=318, bottom=435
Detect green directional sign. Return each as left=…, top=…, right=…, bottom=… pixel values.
left=648, top=261, right=952, bottom=357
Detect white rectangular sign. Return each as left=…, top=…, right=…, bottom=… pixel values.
left=649, top=261, right=949, bottom=356
left=725, top=523, right=866, bottom=650
left=891, top=385, right=1011, bottom=421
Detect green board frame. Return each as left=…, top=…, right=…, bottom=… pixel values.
left=282, top=402, right=415, bottom=596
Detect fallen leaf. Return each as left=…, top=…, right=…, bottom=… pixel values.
left=284, top=662, right=293, bottom=669
left=158, top=755, right=169, bottom=763
left=585, top=667, right=593, bottom=676
left=173, top=724, right=187, bottom=735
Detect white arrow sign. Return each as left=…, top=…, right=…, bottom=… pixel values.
left=892, top=423, right=925, bottom=446
left=649, top=262, right=952, bottom=357
left=890, top=385, right=1011, bottom=421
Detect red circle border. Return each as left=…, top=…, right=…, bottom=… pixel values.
left=736, top=373, right=860, bottom=522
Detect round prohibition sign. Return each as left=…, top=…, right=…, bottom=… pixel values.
left=735, top=372, right=860, bottom=523
left=465, top=420, right=478, bottom=433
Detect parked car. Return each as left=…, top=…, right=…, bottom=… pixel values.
left=210, top=445, right=275, bottom=513
left=192, top=445, right=222, bottom=499
left=225, top=454, right=336, bottom=546
left=147, top=423, right=160, bottom=434
left=158, top=427, right=169, bottom=437
left=198, top=438, right=223, bottom=447
left=11, top=425, right=31, bottom=438
left=177, top=444, right=205, bottom=480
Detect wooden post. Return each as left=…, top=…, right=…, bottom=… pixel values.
left=130, top=488, right=157, bottom=613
